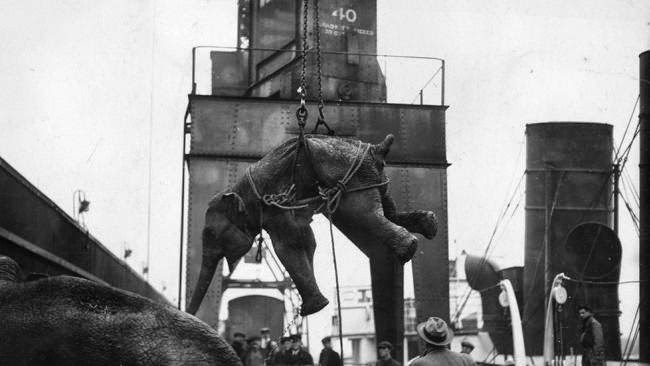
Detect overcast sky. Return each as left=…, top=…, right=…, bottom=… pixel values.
left=1, top=0, right=648, bottom=353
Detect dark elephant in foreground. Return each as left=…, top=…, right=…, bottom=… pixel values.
left=0, top=255, right=241, bottom=366
left=188, top=134, right=437, bottom=316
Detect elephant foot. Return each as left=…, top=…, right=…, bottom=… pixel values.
left=300, top=295, right=329, bottom=316
left=394, top=210, right=438, bottom=239
left=419, top=211, right=438, bottom=239
left=394, top=235, right=418, bottom=264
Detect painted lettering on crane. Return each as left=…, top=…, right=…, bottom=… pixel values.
left=320, top=22, right=374, bottom=37
left=331, top=7, right=357, bottom=23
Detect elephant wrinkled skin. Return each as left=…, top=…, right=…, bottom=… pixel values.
left=188, top=134, right=437, bottom=316
left=0, top=256, right=242, bottom=366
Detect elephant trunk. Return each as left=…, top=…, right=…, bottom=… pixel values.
left=186, top=228, right=224, bottom=315
left=0, top=256, right=20, bottom=283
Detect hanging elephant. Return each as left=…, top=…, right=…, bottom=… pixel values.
left=187, top=134, right=437, bottom=316
left=0, top=255, right=241, bottom=366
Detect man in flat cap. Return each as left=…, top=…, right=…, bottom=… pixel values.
left=231, top=331, right=247, bottom=362
left=287, top=334, right=313, bottom=366
left=410, top=317, right=475, bottom=366
left=270, top=336, right=293, bottom=366
left=578, top=305, right=605, bottom=366
left=261, top=327, right=273, bottom=357
left=318, top=336, right=342, bottom=366
left=374, top=340, right=401, bottom=366
left=244, top=336, right=265, bottom=366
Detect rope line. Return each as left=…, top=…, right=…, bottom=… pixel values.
left=326, top=207, right=345, bottom=361
left=614, top=94, right=640, bottom=159
left=621, top=171, right=640, bottom=209
left=619, top=190, right=640, bottom=233
left=617, top=121, right=640, bottom=170
left=619, top=302, right=641, bottom=366
left=563, top=277, right=646, bottom=285
left=520, top=171, right=567, bottom=325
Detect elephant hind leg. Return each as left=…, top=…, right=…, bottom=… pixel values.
left=382, top=192, right=437, bottom=239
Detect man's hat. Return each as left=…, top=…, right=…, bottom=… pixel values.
left=290, top=334, right=302, bottom=342
left=322, top=336, right=332, bottom=344
left=233, top=331, right=246, bottom=338
left=461, top=341, right=475, bottom=350
left=577, top=305, right=593, bottom=313
left=377, top=341, right=393, bottom=350
left=280, top=336, right=292, bottom=343
left=416, top=317, right=454, bottom=346
left=260, top=327, right=271, bottom=333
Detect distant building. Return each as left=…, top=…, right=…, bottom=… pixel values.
left=330, top=257, right=483, bottom=365
left=216, top=244, right=300, bottom=342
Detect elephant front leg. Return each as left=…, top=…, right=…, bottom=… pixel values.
left=266, top=216, right=329, bottom=316
left=382, top=192, right=437, bottom=239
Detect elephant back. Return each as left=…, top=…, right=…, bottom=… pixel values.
left=0, top=268, right=242, bottom=365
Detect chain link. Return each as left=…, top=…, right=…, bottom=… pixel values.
left=296, top=0, right=310, bottom=132
left=299, top=0, right=309, bottom=102
left=314, top=0, right=323, bottom=106
left=311, top=0, right=334, bottom=135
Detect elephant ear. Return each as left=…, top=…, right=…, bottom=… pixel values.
left=221, top=192, right=248, bottom=226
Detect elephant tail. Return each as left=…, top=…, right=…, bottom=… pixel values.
left=186, top=228, right=224, bottom=315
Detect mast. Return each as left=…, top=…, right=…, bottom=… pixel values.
left=639, top=50, right=649, bottom=363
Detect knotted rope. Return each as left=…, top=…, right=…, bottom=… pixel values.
left=245, top=138, right=390, bottom=268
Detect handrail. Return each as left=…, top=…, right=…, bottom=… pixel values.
left=190, top=45, right=446, bottom=105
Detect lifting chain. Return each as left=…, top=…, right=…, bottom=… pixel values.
left=296, top=0, right=310, bottom=136
left=311, top=0, right=334, bottom=135
left=296, top=0, right=334, bottom=136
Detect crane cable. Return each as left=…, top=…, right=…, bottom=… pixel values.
left=309, top=0, right=342, bottom=355
left=293, top=0, right=343, bottom=355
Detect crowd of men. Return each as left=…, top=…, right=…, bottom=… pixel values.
left=230, top=316, right=477, bottom=366
left=230, top=304, right=605, bottom=366
left=230, top=328, right=317, bottom=366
